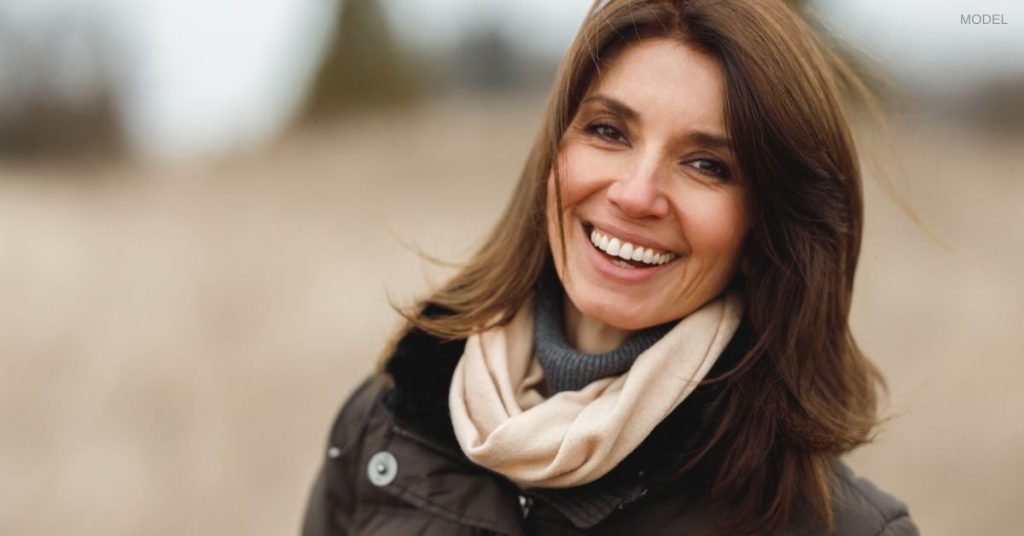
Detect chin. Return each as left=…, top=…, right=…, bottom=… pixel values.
left=569, top=289, right=666, bottom=331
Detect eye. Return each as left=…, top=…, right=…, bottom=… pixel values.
left=585, top=122, right=628, bottom=145
left=687, top=158, right=732, bottom=180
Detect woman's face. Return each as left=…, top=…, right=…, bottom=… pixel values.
left=547, top=38, right=750, bottom=331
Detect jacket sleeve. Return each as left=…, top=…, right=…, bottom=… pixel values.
left=302, top=376, right=386, bottom=536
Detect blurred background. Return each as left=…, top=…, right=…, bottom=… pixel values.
left=1, top=0, right=1021, bottom=534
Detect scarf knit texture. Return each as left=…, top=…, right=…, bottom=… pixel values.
left=448, top=290, right=744, bottom=488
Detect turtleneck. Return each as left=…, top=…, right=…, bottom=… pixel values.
left=533, top=268, right=673, bottom=395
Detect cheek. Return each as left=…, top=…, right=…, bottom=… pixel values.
left=545, top=160, right=591, bottom=281
left=553, top=144, right=609, bottom=210
left=681, top=192, right=749, bottom=258
left=544, top=159, right=579, bottom=250
left=545, top=172, right=568, bottom=273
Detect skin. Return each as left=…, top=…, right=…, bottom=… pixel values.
left=546, top=38, right=751, bottom=354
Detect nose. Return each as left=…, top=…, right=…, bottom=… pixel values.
left=606, top=153, right=670, bottom=219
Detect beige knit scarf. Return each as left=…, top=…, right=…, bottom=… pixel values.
left=449, top=291, right=743, bottom=488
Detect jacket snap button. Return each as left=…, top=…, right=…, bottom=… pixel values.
left=367, top=451, right=398, bottom=487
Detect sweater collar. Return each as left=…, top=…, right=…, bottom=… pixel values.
left=532, top=268, right=674, bottom=394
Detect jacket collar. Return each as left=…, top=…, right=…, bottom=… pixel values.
left=382, top=314, right=467, bottom=452
left=381, top=306, right=752, bottom=529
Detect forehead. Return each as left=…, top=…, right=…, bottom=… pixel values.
left=588, top=38, right=726, bottom=135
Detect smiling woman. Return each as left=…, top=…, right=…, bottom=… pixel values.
left=303, top=1, right=919, bottom=535
left=548, top=39, right=749, bottom=342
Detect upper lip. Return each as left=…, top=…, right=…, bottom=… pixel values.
left=585, top=221, right=681, bottom=255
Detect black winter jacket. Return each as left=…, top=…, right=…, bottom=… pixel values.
left=303, top=321, right=918, bottom=535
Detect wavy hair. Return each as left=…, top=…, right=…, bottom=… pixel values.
left=390, top=1, right=885, bottom=533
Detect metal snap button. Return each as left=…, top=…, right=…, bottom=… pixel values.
left=518, top=494, right=533, bottom=518
left=367, top=451, right=398, bottom=487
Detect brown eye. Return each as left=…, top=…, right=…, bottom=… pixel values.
left=688, top=158, right=731, bottom=180
left=585, top=123, right=628, bottom=144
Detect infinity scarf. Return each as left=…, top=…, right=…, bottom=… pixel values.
left=449, top=291, right=743, bottom=488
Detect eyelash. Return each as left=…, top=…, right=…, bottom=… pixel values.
left=585, top=122, right=628, bottom=144
left=583, top=121, right=732, bottom=180
left=688, top=158, right=731, bottom=180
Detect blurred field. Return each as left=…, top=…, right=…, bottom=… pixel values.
left=1, top=94, right=1022, bottom=535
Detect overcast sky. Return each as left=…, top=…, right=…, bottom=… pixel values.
left=1, top=0, right=1020, bottom=161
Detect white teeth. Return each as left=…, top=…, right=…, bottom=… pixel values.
left=618, top=243, right=633, bottom=260
left=606, top=238, right=621, bottom=256
left=587, top=227, right=676, bottom=266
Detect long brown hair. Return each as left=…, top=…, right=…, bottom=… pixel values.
left=391, top=1, right=884, bottom=533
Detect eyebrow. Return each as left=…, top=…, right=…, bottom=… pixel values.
left=581, top=94, right=639, bottom=122
left=688, top=130, right=732, bottom=150
left=580, top=93, right=733, bottom=150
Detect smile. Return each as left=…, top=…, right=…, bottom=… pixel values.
left=587, top=226, right=678, bottom=267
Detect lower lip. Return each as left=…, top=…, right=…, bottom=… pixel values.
left=580, top=223, right=676, bottom=283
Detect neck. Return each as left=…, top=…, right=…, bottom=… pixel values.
left=562, top=293, right=634, bottom=354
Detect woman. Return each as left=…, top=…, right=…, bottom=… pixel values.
left=304, top=0, right=918, bottom=534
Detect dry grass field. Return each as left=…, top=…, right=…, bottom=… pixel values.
left=2, top=94, right=1021, bottom=535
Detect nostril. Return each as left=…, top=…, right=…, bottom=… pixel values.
left=608, top=190, right=669, bottom=219
left=606, top=171, right=668, bottom=218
